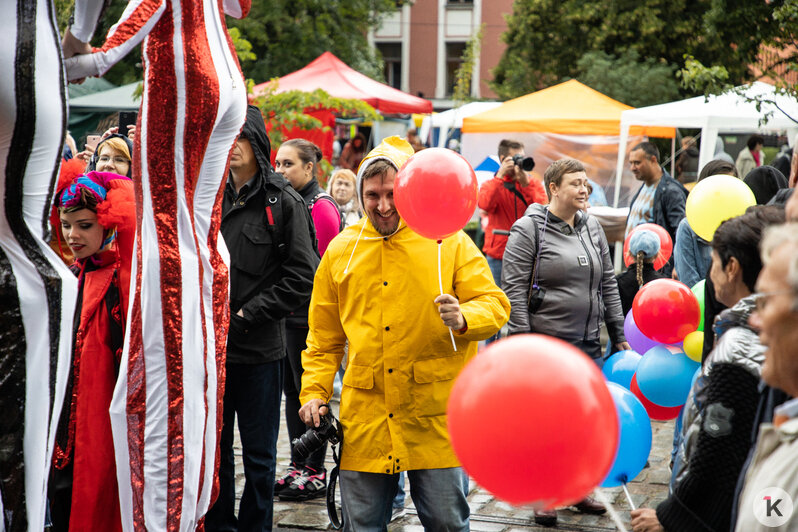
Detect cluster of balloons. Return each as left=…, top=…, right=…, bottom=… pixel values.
left=606, top=278, right=703, bottom=422
left=447, top=335, right=619, bottom=507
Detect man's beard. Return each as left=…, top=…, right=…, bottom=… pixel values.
left=369, top=211, right=399, bottom=236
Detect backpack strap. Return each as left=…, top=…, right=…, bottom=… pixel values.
left=263, top=180, right=287, bottom=261
left=309, top=191, right=344, bottom=232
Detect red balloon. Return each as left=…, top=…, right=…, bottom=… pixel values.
left=623, top=223, right=673, bottom=270
left=630, top=374, right=682, bottom=421
left=447, top=335, right=619, bottom=508
left=394, top=148, right=478, bottom=240
left=632, top=278, right=700, bottom=344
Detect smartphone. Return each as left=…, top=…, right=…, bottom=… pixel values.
left=85, top=134, right=102, bottom=151
left=118, top=111, right=138, bottom=137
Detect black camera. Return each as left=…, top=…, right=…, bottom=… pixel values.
left=292, top=411, right=342, bottom=460
left=527, top=285, right=546, bottom=314
left=512, top=154, right=535, bottom=172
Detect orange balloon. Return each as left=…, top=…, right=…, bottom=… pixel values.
left=447, top=335, right=619, bottom=508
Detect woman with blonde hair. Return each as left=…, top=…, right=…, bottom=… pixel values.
left=89, top=135, right=133, bottom=177
left=328, top=168, right=361, bottom=227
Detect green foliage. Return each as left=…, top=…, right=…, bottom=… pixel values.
left=678, top=55, right=730, bottom=96
left=678, top=0, right=797, bottom=124
left=54, top=0, right=74, bottom=31
left=491, top=0, right=785, bottom=100
left=452, top=24, right=485, bottom=105
left=227, top=0, right=398, bottom=83
left=576, top=50, right=680, bottom=107
left=229, top=27, right=256, bottom=63
left=251, top=81, right=381, bottom=150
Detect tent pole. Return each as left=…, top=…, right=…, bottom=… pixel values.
left=670, top=137, right=676, bottom=176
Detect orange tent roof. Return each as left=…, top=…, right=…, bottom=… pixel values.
left=462, top=80, right=674, bottom=137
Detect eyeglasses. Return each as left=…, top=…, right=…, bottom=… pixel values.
left=97, top=155, right=129, bottom=165
left=751, top=290, right=795, bottom=312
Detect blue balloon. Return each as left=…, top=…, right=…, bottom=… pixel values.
left=636, top=345, right=701, bottom=407
left=602, top=350, right=642, bottom=389
left=601, top=382, right=652, bottom=487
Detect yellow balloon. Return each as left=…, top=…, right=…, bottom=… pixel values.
left=686, top=174, right=756, bottom=241
left=683, top=330, right=704, bottom=362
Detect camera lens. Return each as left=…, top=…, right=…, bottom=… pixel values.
left=512, top=154, right=535, bottom=172
left=292, top=430, right=324, bottom=460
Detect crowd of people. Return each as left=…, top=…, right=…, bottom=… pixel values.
left=3, top=4, right=798, bottom=531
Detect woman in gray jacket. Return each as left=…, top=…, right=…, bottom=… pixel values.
left=502, top=158, right=630, bottom=527
left=502, top=158, right=629, bottom=359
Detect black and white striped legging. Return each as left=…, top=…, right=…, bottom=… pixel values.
left=0, top=1, right=79, bottom=530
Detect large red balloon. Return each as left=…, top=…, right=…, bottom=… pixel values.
left=632, top=278, right=700, bottom=344
left=623, top=223, right=673, bottom=271
left=394, top=148, right=478, bottom=240
left=630, top=374, right=682, bottom=421
left=447, top=335, right=619, bottom=508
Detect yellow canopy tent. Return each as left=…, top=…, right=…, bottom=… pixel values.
left=461, top=80, right=675, bottom=208
left=463, top=79, right=673, bottom=137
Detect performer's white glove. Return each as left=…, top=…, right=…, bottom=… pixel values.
left=64, top=53, right=101, bottom=82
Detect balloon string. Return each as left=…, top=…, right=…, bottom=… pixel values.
left=621, top=482, right=636, bottom=510
left=438, top=240, right=457, bottom=352
left=594, top=488, right=630, bottom=532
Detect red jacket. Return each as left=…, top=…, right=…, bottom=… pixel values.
left=478, top=175, right=547, bottom=259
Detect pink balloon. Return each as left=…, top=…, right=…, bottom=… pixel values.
left=447, top=335, right=619, bottom=508
left=394, top=148, right=478, bottom=240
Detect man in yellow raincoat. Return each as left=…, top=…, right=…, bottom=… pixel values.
left=299, top=137, right=510, bottom=530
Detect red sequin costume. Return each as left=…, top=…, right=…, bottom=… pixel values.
left=69, top=1, right=249, bottom=529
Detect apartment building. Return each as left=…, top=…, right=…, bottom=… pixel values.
left=368, top=0, right=515, bottom=110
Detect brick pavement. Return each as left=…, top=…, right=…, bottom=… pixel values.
left=231, top=398, right=676, bottom=531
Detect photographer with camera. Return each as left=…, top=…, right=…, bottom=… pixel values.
left=298, top=137, right=510, bottom=531
left=477, top=140, right=547, bottom=328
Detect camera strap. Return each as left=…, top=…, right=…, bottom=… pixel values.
left=321, top=402, right=343, bottom=529
left=326, top=442, right=342, bottom=529
left=530, top=209, right=549, bottom=289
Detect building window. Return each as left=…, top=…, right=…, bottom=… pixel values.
left=445, top=42, right=466, bottom=96
left=447, top=0, right=474, bottom=4
left=377, top=42, right=402, bottom=89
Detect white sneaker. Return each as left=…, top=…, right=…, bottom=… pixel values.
left=390, top=507, right=406, bottom=522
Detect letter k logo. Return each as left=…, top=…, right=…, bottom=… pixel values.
left=764, top=496, right=783, bottom=517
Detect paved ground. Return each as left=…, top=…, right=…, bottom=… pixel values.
left=231, top=397, right=676, bottom=531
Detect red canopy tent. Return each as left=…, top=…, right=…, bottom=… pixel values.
left=252, top=52, right=433, bottom=115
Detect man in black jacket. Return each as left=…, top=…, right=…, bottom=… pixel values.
left=626, top=141, right=688, bottom=277
left=206, top=106, right=318, bottom=531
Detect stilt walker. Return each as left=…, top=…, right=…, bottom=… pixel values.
left=0, top=0, right=112, bottom=528
left=64, top=1, right=250, bottom=529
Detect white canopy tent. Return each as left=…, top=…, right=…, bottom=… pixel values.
left=418, top=102, right=501, bottom=148
left=613, top=81, right=798, bottom=207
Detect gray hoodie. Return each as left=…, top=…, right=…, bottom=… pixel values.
left=502, top=203, right=625, bottom=346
